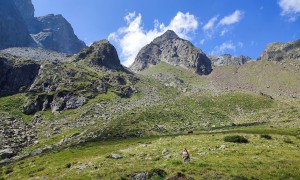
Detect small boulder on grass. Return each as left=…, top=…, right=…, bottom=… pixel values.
left=106, top=154, right=123, bottom=159
left=224, top=135, right=249, bottom=143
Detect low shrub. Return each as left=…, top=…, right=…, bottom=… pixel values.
left=283, top=138, right=293, bottom=144
left=148, top=168, right=167, bottom=179
left=260, top=134, right=272, bottom=140
left=224, top=135, right=249, bottom=143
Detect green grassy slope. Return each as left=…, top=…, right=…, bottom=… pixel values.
left=1, top=133, right=300, bottom=179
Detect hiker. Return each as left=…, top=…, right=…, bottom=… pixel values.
left=181, top=148, right=190, bottom=163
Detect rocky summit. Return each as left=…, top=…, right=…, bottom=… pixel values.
left=31, top=14, right=86, bottom=54
left=259, top=39, right=300, bottom=61
left=208, top=54, right=253, bottom=66
left=72, top=40, right=123, bottom=70
left=130, top=30, right=212, bottom=75
left=0, top=0, right=86, bottom=54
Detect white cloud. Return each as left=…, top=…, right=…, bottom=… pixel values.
left=108, top=12, right=199, bottom=67
left=238, top=42, right=244, bottom=48
left=200, top=39, right=205, bottom=45
left=210, top=41, right=236, bottom=55
left=220, top=28, right=229, bottom=36
left=219, top=10, right=243, bottom=26
left=278, top=0, right=300, bottom=21
left=203, top=16, right=218, bottom=31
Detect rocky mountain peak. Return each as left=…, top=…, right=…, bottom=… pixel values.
left=153, top=30, right=179, bottom=43
left=74, top=40, right=122, bottom=69
left=130, top=30, right=212, bottom=75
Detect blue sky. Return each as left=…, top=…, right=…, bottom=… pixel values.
left=32, top=0, right=300, bottom=66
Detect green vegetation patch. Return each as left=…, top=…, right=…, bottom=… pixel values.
left=224, top=135, right=249, bottom=143
left=0, top=94, right=33, bottom=123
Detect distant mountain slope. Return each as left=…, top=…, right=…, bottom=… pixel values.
left=131, top=30, right=212, bottom=75
left=1, top=47, right=70, bottom=62
left=210, top=60, right=300, bottom=98
left=208, top=54, right=253, bottom=66
left=259, top=39, right=300, bottom=61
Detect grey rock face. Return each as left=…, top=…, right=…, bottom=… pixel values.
left=0, top=54, right=40, bottom=97
left=12, top=0, right=35, bottom=30
left=73, top=40, right=122, bottom=69
left=0, top=0, right=35, bottom=50
left=258, top=39, right=300, bottom=61
left=208, top=54, right=252, bottom=66
left=32, top=14, right=86, bottom=54
left=131, top=30, right=212, bottom=75
left=1, top=0, right=86, bottom=54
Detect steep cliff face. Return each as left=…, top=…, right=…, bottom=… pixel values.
left=258, top=39, right=300, bottom=61
left=0, top=0, right=86, bottom=54
left=12, top=0, right=35, bottom=31
left=0, top=54, right=40, bottom=97
left=131, top=30, right=212, bottom=75
left=0, top=0, right=35, bottom=50
left=208, top=54, right=252, bottom=66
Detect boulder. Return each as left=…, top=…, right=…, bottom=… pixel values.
left=106, top=154, right=123, bottom=159
left=30, top=148, right=43, bottom=156
left=131, top=172, right=147, bottom=180
left=0, top=149, right=14, bottom=159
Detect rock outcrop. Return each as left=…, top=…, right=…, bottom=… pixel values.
left=131, top=30, right=212, bottom=75
left=0, top=0, right=86, bottom=54
left=73, top=40, right=122, bottom=70
left=0, top=0, right=35, bottom=50
left=258, top=39, right=300, bottom=61
left=208, top=54, right=252, bottom=66
left=0, top=54, right=40, bottom=97
left=22, top=40, right=136, bottom=114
